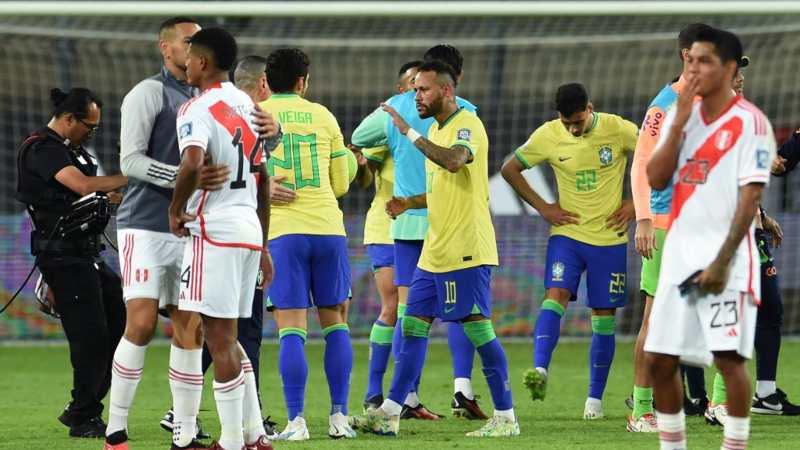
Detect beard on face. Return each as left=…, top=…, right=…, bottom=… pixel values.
left=417, top=96, right=442, bottom=119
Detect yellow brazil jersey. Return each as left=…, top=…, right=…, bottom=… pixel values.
left=418, top=109, right=498, bottom=273
left=514, top=112, right=638, bottom=246
left=362, top=146, right=394, bottom=245
left=259, top=93, right=347, bottom=240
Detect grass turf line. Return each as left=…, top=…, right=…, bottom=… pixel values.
left=1, top=342, right=798, bottom=449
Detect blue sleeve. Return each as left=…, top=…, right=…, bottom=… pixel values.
left=455, top=96, right=478, bottom=114
left=776, top=131, right=800, bottom=177
left=352, top=107, right=389, bottom=148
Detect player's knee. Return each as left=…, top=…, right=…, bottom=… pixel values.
left=124, top=315, right=157, bottom=345
left=402, top=316, right=432, bottom=338
left=544, top=288, right=570, bottom=307
left=590, top=314, right=615, bottom=335
left=645, top=353, right=677, bottom=382
left=462, top=318, right=496, bottom=348
left=713, top=351, right=746, bottom=375
left=378, top=308, right=398, bottom=326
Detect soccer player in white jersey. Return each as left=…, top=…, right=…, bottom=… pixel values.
left=169, top=28, right=274, bottom=450
left=644, top=27, right=776, bottom=450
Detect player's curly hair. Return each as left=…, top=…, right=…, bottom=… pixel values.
left=189, top=27, right=238, bottom=72
left=266, top=48, right=310, bottom=93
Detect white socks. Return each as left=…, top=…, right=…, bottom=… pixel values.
left=756, top=380, right=776, bottom=398
left=722, top=415, right=750, bottom=450
left=494, top=408, right=516, bottom=422
left=404, top=391, right=420, bottom=408
left=454, top=377, right=474, bottom=400
left=107, top=337, right=146, bottom=436
left=169, top=345, right=203, bottom=447
left=381, top=398, right=403, bottom=416
left=213, top=371, right=246, bottom=450
left=656, top=410, right=686, bottom=450
left=240, top=345, right=266, bottom=444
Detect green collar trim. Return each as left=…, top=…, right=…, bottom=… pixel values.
left=270, top=93, right=299, bottom=99
left=585, top=112, right=599, bottom=134
left=438, top=107, right=464, bottom=129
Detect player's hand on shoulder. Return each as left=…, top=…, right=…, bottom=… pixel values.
left=259, top=250, right=274, bottom=289
left=380, top=103, right=410, bottom=135
left=606, top=199, right=635, bottom=235
left=251, top=104, right=281, bottom=139
left=270, top=175, right=296, bottom=205
left=634, top=218, right=657, bottom=259
left=168, top=209, right=195, bottom=238
left=695, top=260, right=730, bottom=295
left=540, top=202, right=580, bottom=227
left=385, top=196, right=410, bottom=219
left=771, top=155, right=787, bottom=175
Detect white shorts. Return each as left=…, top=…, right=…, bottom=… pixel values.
left=118, top=229, right=186, bottom=308
left=178, top=234, right=260, bottom=319
left=644, top=283, right=757, bottom=367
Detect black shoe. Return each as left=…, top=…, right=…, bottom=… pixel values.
left=363, top=394, right=384, bottom=412
left=69, top=416, right=106, bottom=438
left=752, top=388, right=800, bottom=416
left=58, top=403, right=79, bottom=428
left=161, top=409, right=210, bottom=440
left=451, top=392, right=489, bottom=420
left=400, top=403, right=443, bottom=420
left=105, top=429, right=128, bottom=446
left=263, top=416, right=279, bottom=437
left=684, top=396, right=709, bottom=416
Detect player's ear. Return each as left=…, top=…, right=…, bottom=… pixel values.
left=586, top=102, right=594, bottom=114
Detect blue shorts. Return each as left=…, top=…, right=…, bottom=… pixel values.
left=394, top=239, right=423, bottom=287
left=366, top=244, right=395, bottom=271
left=406, top=265, right=492, bottom=322
left=266, top=234, right=351, bottom=310
left=544, top=235, right=628, bottom=309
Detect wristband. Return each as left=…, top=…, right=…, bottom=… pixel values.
left=406, top=129, right=422, bottom=143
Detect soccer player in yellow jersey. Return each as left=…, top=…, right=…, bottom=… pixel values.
left=351, top=60, right=421, bottom=413
left=357, top=60, right=519, bottom=438
left=257, top=48, right=355, bottom=441
left=501, top=83, right=638, bottom=420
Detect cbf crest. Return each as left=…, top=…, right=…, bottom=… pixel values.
left=598, top=145, right=613, bottom=166
left=551, top=261, right=565, bottom=282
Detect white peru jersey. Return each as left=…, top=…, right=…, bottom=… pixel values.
left=657, top=95, right=775, bottom=301
left=176, top=81, right=264, bottom=249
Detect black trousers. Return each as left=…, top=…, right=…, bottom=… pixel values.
left=40, top=260, right=126, bottom=423
left=755, top=243, right=783, bottom=382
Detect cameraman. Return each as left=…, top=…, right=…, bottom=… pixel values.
left=15, top=88, right=128, bottom=438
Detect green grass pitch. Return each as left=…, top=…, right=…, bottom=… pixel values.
left=1, top=341, right=798, bottom=449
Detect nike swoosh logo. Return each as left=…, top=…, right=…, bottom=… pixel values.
left=763, top=401, right=783, bottom=410
left=445, top=307, right=455, bottom=314
left=558, top=156, right=572, bottom=162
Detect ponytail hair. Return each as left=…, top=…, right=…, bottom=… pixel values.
left=50, top=87, right=103, bottom=119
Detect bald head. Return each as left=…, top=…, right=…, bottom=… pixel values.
left=234, top=55, right=269, bottom=103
